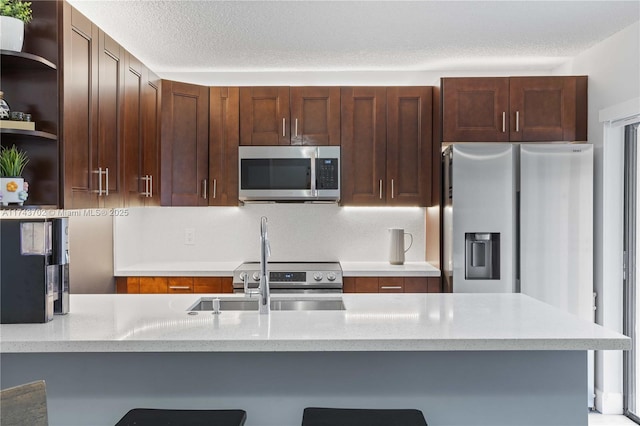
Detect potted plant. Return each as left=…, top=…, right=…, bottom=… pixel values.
left=0, top=144, right=29, bottom=206
left=0, top=0, right=32, bottom=52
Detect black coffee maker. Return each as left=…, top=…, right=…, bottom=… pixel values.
left=1, top=217, right=70, bottom=324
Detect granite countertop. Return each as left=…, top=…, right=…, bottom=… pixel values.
left=0, top=293, right=629, bottom=353
left=114, top=261, right=440, bottom=277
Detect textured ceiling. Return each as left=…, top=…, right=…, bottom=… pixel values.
left=67, top=1, right=639, bottom=78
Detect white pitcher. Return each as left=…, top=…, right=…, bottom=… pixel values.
left=388, top=228, right=413, bottom=265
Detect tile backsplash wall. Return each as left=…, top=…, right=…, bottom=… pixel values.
left=114, top=204, right=426, bottom=269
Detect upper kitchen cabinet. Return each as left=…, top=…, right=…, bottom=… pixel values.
left=239, top=87, right=290, bottom=145
left=62, top=4, right=99, bottom=208
left=386, top=87, right=432, bottom=206
left=209, top=87, right=240, bottom=206
left=141, top=69, right=162, bottom=206
left=509, top=77, right=587, bottom=142
left=123, top=54, right=161, bottom=207
left=289, top=87, right=340, bottom=145
left=441, top=76, right=587, bottom=143
left=442, top=78, right=509, bottom=142
left=0, top=0, right=61, bottom=207
left=340, top=87, right=387, bottom=205
left=160, top=80, right=209, bottom=206
left=63, top=4, right=126, bottom=209
left=341, top=86, right=432, bottom=206
left=96, top=31, right=125, bottom=208
left=239, top=87, right=340, bottom=146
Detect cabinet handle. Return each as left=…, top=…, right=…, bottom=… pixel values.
left=515, top=111, right=520, bottom=132
left=282, top=118, right=286, bottom=137
left=379, top=179, right=383, bottom=199
left=141, top=175, right=153, bottom=198
left=104, top=168, right=109, bottom=196
left=212, top=179, right=217, bottom=199
left=94, top=167, right=103, bottom=196
left=380, top=286, right=402, bottom=290
left=391, top=179, right=395, bottom=199
left=502, top=112, right=506, bottom=133
left=202, top=179, right=208, bottom=200
left=169, top=286, right=191, bottom=290
left=98, top=168, right=102, bottom=196
left=295, top=118, right=298, bottom=137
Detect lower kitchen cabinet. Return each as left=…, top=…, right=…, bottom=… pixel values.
left=116, top=277, right=233, bottom=294
left=343, top=277, right=441, bottom=293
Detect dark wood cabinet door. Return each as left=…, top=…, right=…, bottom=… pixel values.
left=168, top=277, right=194, bottom=293
left=139, top=277, right=168, bottom=293
left=239, top=87, right=290, bottom=145
left=354, top=277, right=379, bottom=293
left=386, top=87, right=432, bottom=206
left=290, top=87, right=340, bottom=145
left=142, top=70, right=161, bottom=206
left=160, top=80, right=209, bottom=206
left=403, top=277, right=442, bottom=293
left=97, top=31, right=125, bottom=208
left=340, top=87, right=387, bottom=206
left=209, top=87, right=239, bottom=206
left=123, top=52, right=144, bottom=207
left=509, top=76, right=587, bottom=142
left=378, top=277, right=404, bottom=293
left=193, top=277, right=233, bottom=293
left=442, top=77, right=510, bottom=142
left=62, top=5, right=99, bottom=209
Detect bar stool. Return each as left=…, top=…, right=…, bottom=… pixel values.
left=114, top=408, right=247, bottom=426
left=302, top=407, right=428, bottom=426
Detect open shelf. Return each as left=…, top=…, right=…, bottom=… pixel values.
left=0, top=50, right=57, bottom=70
left=0, top=129, right=57, bottom=141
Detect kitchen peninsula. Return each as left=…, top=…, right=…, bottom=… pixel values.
left=0, top=293, right=629, bottom=426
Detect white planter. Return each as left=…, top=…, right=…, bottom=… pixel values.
left=0, top=16, right=25, bottom=52
left=0, top=177, right=28, bottom=206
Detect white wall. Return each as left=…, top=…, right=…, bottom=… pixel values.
left=113, top=204, right=426, bottom=270
left=160, top=69, right=553, bottom=87
left=554, top=20, right=640, bottom=414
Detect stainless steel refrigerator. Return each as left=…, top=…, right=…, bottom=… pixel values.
left=443, top=142, right=595, bottom=408
left=443, top=143, right=593, bottom=321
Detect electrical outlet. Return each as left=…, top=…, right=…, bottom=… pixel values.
left=184, top=228, right=196, bottom=245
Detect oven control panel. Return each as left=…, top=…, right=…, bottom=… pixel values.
left=232, top=262, right=343, bottom=292
left=270, top=271, right=306, bottom=282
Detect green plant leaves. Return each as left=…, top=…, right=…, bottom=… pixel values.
left=0, top=145, right=29, bottom=177
left=0, top=0, right=32, bottom=24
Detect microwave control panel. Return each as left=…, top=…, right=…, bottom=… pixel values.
left=316, top=158, right=339, bottom=189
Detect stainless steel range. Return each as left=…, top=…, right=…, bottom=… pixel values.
left=233, top=262, right=343, bottom=294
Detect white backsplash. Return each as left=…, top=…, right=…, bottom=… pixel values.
left=114, top=204, right=426, bottom=269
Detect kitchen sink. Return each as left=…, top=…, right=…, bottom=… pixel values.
left=187, top=297, right=345, bottom=312
left=269, top=298, right=345, bottom=311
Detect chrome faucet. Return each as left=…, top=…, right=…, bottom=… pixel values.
left=258, top=216, right=270, bottom=314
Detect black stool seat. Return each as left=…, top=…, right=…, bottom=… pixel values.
left=302, top=407, right=428, bottom=426
left=115, top=408, right=247, bottom=426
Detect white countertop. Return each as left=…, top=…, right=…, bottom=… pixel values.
left=0, top=293, right=628, bottom=353
left=114, top=261, right=242, bottom=276
left=114, top=261, right=440, bottom=277
left=340, top=261, right=440, bottom=277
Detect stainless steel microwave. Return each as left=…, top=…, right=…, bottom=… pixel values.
left=239, top=146, right=340, bottom=202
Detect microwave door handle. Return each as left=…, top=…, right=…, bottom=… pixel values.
left=310, top=149, right=317, bottom=197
